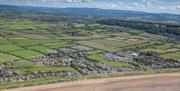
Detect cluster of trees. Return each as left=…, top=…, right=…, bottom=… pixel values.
left=98, top=19, right=180, bottom=35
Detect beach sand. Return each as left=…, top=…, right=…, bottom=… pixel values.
left=4, top=73, right=180, bottom=91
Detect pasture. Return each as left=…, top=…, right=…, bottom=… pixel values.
left=0, top=19, right=179, bottom=89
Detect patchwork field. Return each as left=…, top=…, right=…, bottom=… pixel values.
left=140, top=43, right=180, bottom=60
left=87, top=50, right=131, bottom=67
left=0, top=52, right=20, bottom=64
left=77, top=33, right=152, bottom=52
left=0, top=18, right=179, bottom=89
left=159, top=52, right=180, bottom=60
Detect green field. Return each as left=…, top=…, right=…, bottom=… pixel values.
left=138, top=32, right=168, bottom=40
left=77, top=33, right=150, bottom=52
left=0, top=16, right=179, bottom=89
left=0, top=19, right=50, bottom=31
left=87, top=50, right=131, bottom=67
left=9, top=50, right=42, bottom=58
left=175, top=44, right=180, bottom=48
left=159, top=52, right=180, bottom=60
left=155, top=43, right=174, bottom=49
left=26, top=46, right=50, bottom=53
left=13, top=66, right=74, bottom=74
left=0, top=39, right=12, bottom=45
left=140, top=43, right=180, bottom=60
left=0, top=44, right=24, bottom=52
left=7, top=60, right=34, bottom=68
left=0, top=52, right=20, bottom=64
left=42, top=42, right=70, bottom=49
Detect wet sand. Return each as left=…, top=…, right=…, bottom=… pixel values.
left=4, top=73, right=180, bottom=91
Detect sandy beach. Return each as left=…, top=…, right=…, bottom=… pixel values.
left=3, top=73, right=180, bottom=91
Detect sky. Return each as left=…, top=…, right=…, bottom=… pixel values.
left=0, top=0, right=180, bottom=14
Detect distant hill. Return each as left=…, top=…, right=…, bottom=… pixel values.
left=0, top=4, right=180, bottom=23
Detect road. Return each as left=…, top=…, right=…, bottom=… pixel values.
left=4, top=73, right=180, bottom=91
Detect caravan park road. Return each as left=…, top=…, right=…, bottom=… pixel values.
left=4, top=73, right=180, bottom=91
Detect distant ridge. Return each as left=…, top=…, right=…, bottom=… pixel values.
left=0, top=4, right=180, bottom=23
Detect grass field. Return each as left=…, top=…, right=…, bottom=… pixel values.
left=0, top=39, right=12, bottom=45
left=159, top=52, right=180, bottom=60
left=175, top=44, right=180, bottom=48
left=0, top=44, right=24, bottom=52
left=26, top=46, right=50, bottom=53
left=141, top=48, right=180, bottom=54
left=13, top=66, right=74, bottom=73
left=10, top=39, right=59, bottom=47
left=0, top=19, right=50, bottom=31
left=77, top=33, right=150, bottom=52
left=9, top=50, right=42, bottom=58
left=42, top=42, right=71, bottom=49
left=7, top=60, right=34, bottom=68
left=0, top=52, right=20, bottom=64
left=87, top=50, right=131, bottom=67
left=0, top=18, right=179, bottom=89
left=140, top=43, right=180, bottom=60
left=138, top=32, right=168, bottom=40
left=155, top=43, right=174, bottom=49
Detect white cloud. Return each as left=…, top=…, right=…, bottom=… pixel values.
left=159, top=6, right=166, bottom=10
left=146, top=2, right=151, bottom=7
left=133, top=3, right=139, bottom=6
left=61, top=0, right=91, bottom=3
left=0, top=0, right=180, bottom=14
left=175, top=6, right=180, bottom=10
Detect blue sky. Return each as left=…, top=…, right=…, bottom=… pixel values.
left=0, top=0, right=180, bottom=14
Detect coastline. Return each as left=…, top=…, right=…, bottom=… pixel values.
left=3, top=71, right=180, bottom=91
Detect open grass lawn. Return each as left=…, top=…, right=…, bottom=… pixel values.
left=0, top=16, right=179, bottom=90
left=0, top=44, right=24, bottom=52
left=0, top=36, right=4, bottom=39
left=123, top=38, right=148, bottom=45
left=87, top=50, right=131, bottom=67
left=42, top=42, right=70, bottom=49
left=39, top=33, right=63, bottom=39
left=159, top=52, right=180, bottom=60
left=14, top=66, right=74, bottom=73
left=7, top=60, right=35, bottom=68
left=22, top=34, right=50, bottom=39
left=175, top=44, right=180, bottom=48
left=10, top=39, right=61, bottom=47
left=0, top=30, right=23, bottom=38
left=0, top=39, right=12, bottom=45
left=105, top=32, right=131, bottom=37
left=91, top=39, right=124, bottom=47
left=26, top=46, right=50, bottom=53
left=124, top=35, right=148, bottom=40
left=56, top=34, right=106, bottom=40
left=138, top=32, right=168, bottom=40
left=73, top=23, right=86, bottom=28
left=77, top=37, right=148, bottom=52
left=0, top=52, right=20, bottom=64
left=88, top=54, right=131, bottom=67
left=10, top=39, right=46, bottom=46
left=140, top=43, right=180, bottom=56
left=0, top=19, right=50, bottom=31
left=155, top=43, right=174, bottom=49
left=106, top=37, right=125, bottom=41
left=9, top=50, right=42, bottom=58
left=127, top=30, right=144, bottom=35
left=77, top=40, right=120, bottom=52
left=141, top=48, right=180, bottom=54
left=88, top=23, right=101, bottom=27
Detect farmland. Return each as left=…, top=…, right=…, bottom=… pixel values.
left=0, top=8, right=180, bottom=89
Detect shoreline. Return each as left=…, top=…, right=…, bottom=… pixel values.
left=3, top=72, right=180, bottom=91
